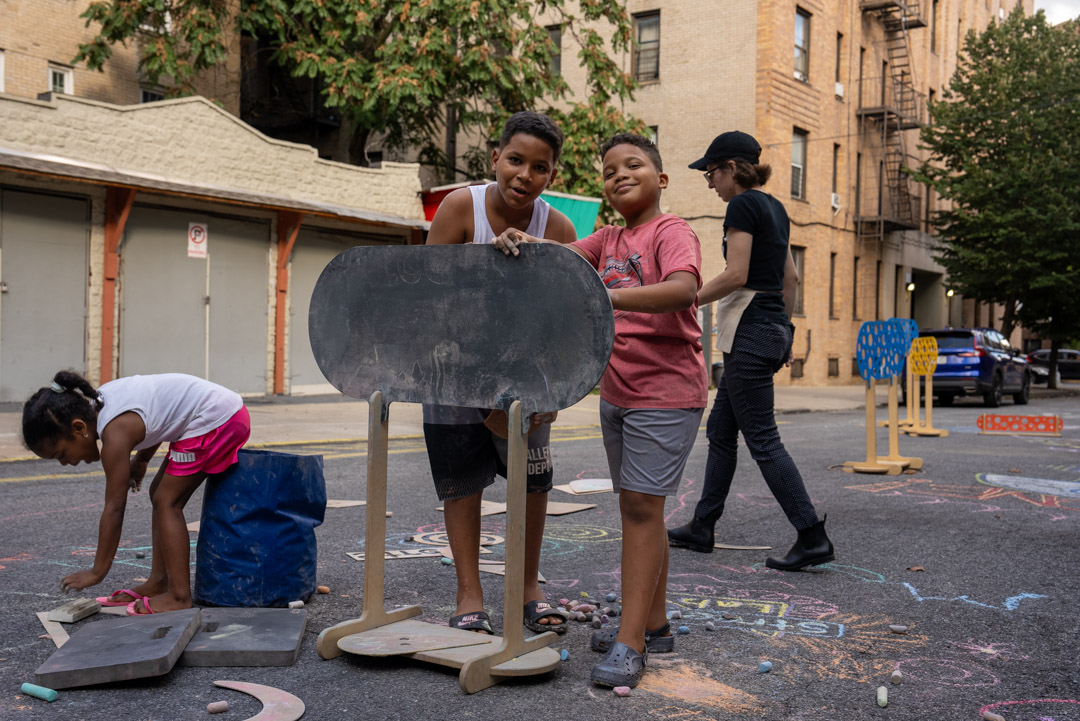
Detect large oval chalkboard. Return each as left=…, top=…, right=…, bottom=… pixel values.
left=308, top=243, right=614, bottom=415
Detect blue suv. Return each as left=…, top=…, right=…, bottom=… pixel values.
left=903, top=328, right=1031, bottom=407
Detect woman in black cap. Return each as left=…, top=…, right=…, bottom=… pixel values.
left=666, top=131, right=835, bottom=570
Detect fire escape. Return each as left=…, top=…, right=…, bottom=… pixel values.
left=856, top=1, right=927, bottom=244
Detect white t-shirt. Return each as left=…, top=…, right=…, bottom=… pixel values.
left=96, top=374, right=243, bottom=450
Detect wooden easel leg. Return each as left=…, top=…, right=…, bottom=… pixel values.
left=459, top=401, right=556, bottom=694
left=318, top=391, right=420, bottom=659
left=844, top=380, right=899, bottom=475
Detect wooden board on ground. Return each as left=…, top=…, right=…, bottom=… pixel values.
left=36, top=612, right=69, bottom=648
left=545, top=502, right=597, bottom=516
left=436, top=500, right=596, bottom=517
left=326, top=499, right=366, bottom=508
left=553, top=478, right=613, bottom=496
left=337, top=620, right=493, bottom=656
left=98, top=605, right=129, bottom=616
left=437, top=499, right=506, bottom=516
left=47, top=598, right=100, bottom=623
left=714, top=543, right=773, bottom=551
left=478, top=561, right=546, bottom=583
left=179, top=608, right=307, bottom=667
left=438, top=547, right=493, bottom=560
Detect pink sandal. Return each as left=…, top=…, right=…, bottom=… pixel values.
left=126, top=597, right=158, bottom=616
left=97, top=589, right=145, bottom=607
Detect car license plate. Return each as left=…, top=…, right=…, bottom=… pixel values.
left=937, top=355, right=948, bottom=365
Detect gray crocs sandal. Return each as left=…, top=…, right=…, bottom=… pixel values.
left=590, top=622, right=674, bottom=653
left=591, top=641, right=648, bottom=688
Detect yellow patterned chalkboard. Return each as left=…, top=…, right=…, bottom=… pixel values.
left=909, top=336, right=939, bottom=376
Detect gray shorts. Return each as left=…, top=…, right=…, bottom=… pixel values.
left=599, top=399, right=704, bottom=497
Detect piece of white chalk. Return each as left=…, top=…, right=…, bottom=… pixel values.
left=877, top=686, right=888, bottom=707
left=982, top=712, right=1005, bottom=721
left=287, top=600, right=304, bottom=609
left=207, top=700, right=229, bottom=714
left=890, top=670, right=903, bottom=685
left=613, top=686, right=631, bottom=697
left=669, top=609, right=682, bottom=620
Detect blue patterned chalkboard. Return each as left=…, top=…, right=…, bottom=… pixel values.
left=856, top=320, right=908, bottom=381
left=890, top=318, right=919, bottom=348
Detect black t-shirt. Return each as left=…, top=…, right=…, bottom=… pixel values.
left=723, top=189, right=791, bottom=326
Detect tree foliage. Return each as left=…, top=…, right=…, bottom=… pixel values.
left=74, top=0, right=645, bottom=218
left=914, top=8, right=1080, bottom=341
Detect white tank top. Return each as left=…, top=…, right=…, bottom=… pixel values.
left=96, top=374, right=243, bottom=450
left=468, top=183, right=550, bottom=245
left=422, top=184, right=552, bottom=426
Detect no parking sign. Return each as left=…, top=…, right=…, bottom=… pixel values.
left=187, top=222, right=208, bottom=259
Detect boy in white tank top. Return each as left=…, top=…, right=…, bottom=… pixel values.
left=423, top=111, right=578, bottom=635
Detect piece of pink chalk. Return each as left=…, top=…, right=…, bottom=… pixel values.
left=207, top=700, right=229, bottom=714
left=614, top=686, right=632, bottom=697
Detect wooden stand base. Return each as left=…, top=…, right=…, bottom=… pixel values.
left=317, top=394, right=560, bottom=694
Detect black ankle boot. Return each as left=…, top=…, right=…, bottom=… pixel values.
left=765, top=515, right=835, bottom=571
left=667, top=516, right=715, bottom=553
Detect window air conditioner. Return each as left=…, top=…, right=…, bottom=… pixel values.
left=835, top=82, right=845, bottom=98
left=831, top=193, right=842, bottom=213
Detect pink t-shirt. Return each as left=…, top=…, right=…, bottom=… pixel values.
left=572, top=214, right=708, bottom=409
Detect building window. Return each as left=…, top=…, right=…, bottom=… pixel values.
left=791, top=246, right=806, bottom=316
left=931, top=0, right=939, bottom=53
left=794, top=8, right=811, bottom=82
left=835, top=33, right=843, bottom=83
left=141, top=88, right=165, bottom=103
left=633, top=12, right=660, bottom=82
left=829, top=252, right=838, bottom=319
left=852, top=357, right=861, bottom=378
left=875, top=260, right=882, bottom=319
left=881, top=60, right=888, bottom=104
left=0, top=50, right=5, bottom=93
left=791, top=128, right=808, bottom=200
left=832, top=143, right=840, bottom=194
left=546, top=25, right=562, bottom=76
left=828, top=358, right=840, bottom=377
left=791, top=359, right=804, bottom=378
left=855, top=151, right=862, bottom=216
left=49, top=64, right=73, bottom=94
left=853, top=256, right=860, bottom=320
left=648, top=125, right=659, bottom=146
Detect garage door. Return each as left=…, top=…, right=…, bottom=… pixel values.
left=0, top=190, right=88, bottom=402
left=288, top=226, right=403, bottom=395
left=120, top=207, right=269, bottom=394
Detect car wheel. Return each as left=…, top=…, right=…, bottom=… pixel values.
left=936, top=394, right=955, bottom=407
left=1012, top=373, right=1030, bottom=405
left=983, top=374, right=1003, bottom=408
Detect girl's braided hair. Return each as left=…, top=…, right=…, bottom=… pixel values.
left=22, top=370, right=103, bottom=450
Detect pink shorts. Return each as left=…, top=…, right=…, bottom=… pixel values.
left=165, top=406, right=251, bottom=476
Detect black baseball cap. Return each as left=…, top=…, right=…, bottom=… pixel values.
left=688, top=131, right=762, bottom=170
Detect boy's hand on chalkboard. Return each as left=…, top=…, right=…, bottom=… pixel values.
left=492, top=228, right=530, bottom=256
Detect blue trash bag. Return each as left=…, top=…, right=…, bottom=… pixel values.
left=194, top=448, right=326, bottom=607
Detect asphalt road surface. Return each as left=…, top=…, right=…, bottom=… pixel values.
left=2, top=397, right=1078, bottom=721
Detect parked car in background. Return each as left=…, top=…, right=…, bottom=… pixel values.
left=903, top=328, right=1031, bottom=407
left=1027, top=348, right=1080, bottom=381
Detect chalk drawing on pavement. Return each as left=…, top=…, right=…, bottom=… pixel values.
left=979, top=473, right=1080, bottom=498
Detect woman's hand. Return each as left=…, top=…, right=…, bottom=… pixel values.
left=61, top=568, right=104, bottom=594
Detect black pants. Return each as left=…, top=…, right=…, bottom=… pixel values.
left=693, top=322, right=819, bottom=531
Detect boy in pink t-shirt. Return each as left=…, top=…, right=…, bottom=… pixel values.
left=493, top=133, right=707, bottom=688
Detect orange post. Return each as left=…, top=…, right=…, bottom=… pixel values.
left=101, top=187, right=136, bottom=384
left=273, top=211, right=305, bottom=395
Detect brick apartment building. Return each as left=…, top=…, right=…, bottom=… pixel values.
left=540, top=0, right=1033, bottom=383
left=0, top=1, right=1035, bottom=397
